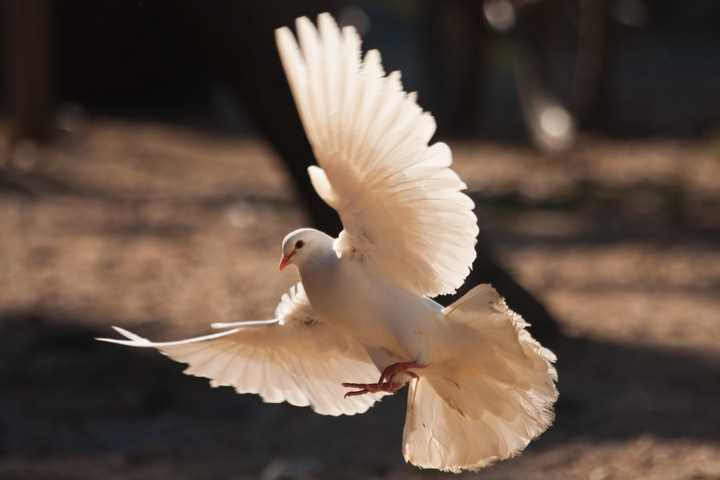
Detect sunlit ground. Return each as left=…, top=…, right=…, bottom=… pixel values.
left=1, top=119, right=719, bottom=479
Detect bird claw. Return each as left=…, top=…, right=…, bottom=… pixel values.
left=341, top=381, right=404, bottom=398
left=342, top=361, right=428, bottom=398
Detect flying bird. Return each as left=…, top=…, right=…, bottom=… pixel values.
left=100, top=13, right=558, bottom=472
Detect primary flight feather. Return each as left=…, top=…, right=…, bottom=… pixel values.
left=99, top=13, right=557, bottom=472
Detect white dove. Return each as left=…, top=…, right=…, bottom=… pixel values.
left=100, top=13, right=558, bottom=472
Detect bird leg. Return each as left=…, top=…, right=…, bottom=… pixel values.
left=341, top=380, right=405, bottom=397
left=342, top=361, right=427, bottom=398
left=378, top=361, right=427, bottom=384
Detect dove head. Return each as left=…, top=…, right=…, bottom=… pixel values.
left=279, top=228, right=334, bottom=272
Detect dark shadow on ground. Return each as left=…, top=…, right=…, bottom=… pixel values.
left=1, top=314, right=718, bottom=477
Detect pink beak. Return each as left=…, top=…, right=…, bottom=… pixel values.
left=279, top=253, right=294, bottom=271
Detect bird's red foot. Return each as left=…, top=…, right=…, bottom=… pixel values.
left=342, top=361, right=428, bottom=398
left=341, top=381, right=404, bottom=397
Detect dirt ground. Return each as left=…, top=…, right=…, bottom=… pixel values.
left=0, top=119, right=719, bottom=479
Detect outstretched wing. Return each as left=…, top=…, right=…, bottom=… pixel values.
left=276, top=14, right=478, bottom=297
left=99, top=284, right=384, bottom=416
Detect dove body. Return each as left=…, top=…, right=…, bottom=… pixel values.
left=281, top=228, right=447, bottom=374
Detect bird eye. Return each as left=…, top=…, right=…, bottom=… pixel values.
left=295, top=240, right=305, bottom=249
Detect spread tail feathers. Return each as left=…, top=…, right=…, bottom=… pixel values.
left=402, top=285, right=558, bottom=472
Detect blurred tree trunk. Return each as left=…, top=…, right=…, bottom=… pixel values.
left=2, top=0, right=55, bottom=146
left=151, top=0, right=342, bottom=234
left=420, top=0, right=486, bottom=137
left=572, top=0, right=609, bottom=130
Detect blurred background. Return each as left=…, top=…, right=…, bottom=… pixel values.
left=1, top=0, right=719, bottom=479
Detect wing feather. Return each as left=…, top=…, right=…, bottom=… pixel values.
left=99, top=284, right=383, bottom=416
left=276, top=14, right=478, bottom=297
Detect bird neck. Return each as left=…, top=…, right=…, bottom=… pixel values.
left=296, top=244, right=340, bottom=299
left=301, top=245, right=339, bottom=275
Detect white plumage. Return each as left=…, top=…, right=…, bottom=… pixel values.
left=99, top=13, right=557, bottom=472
